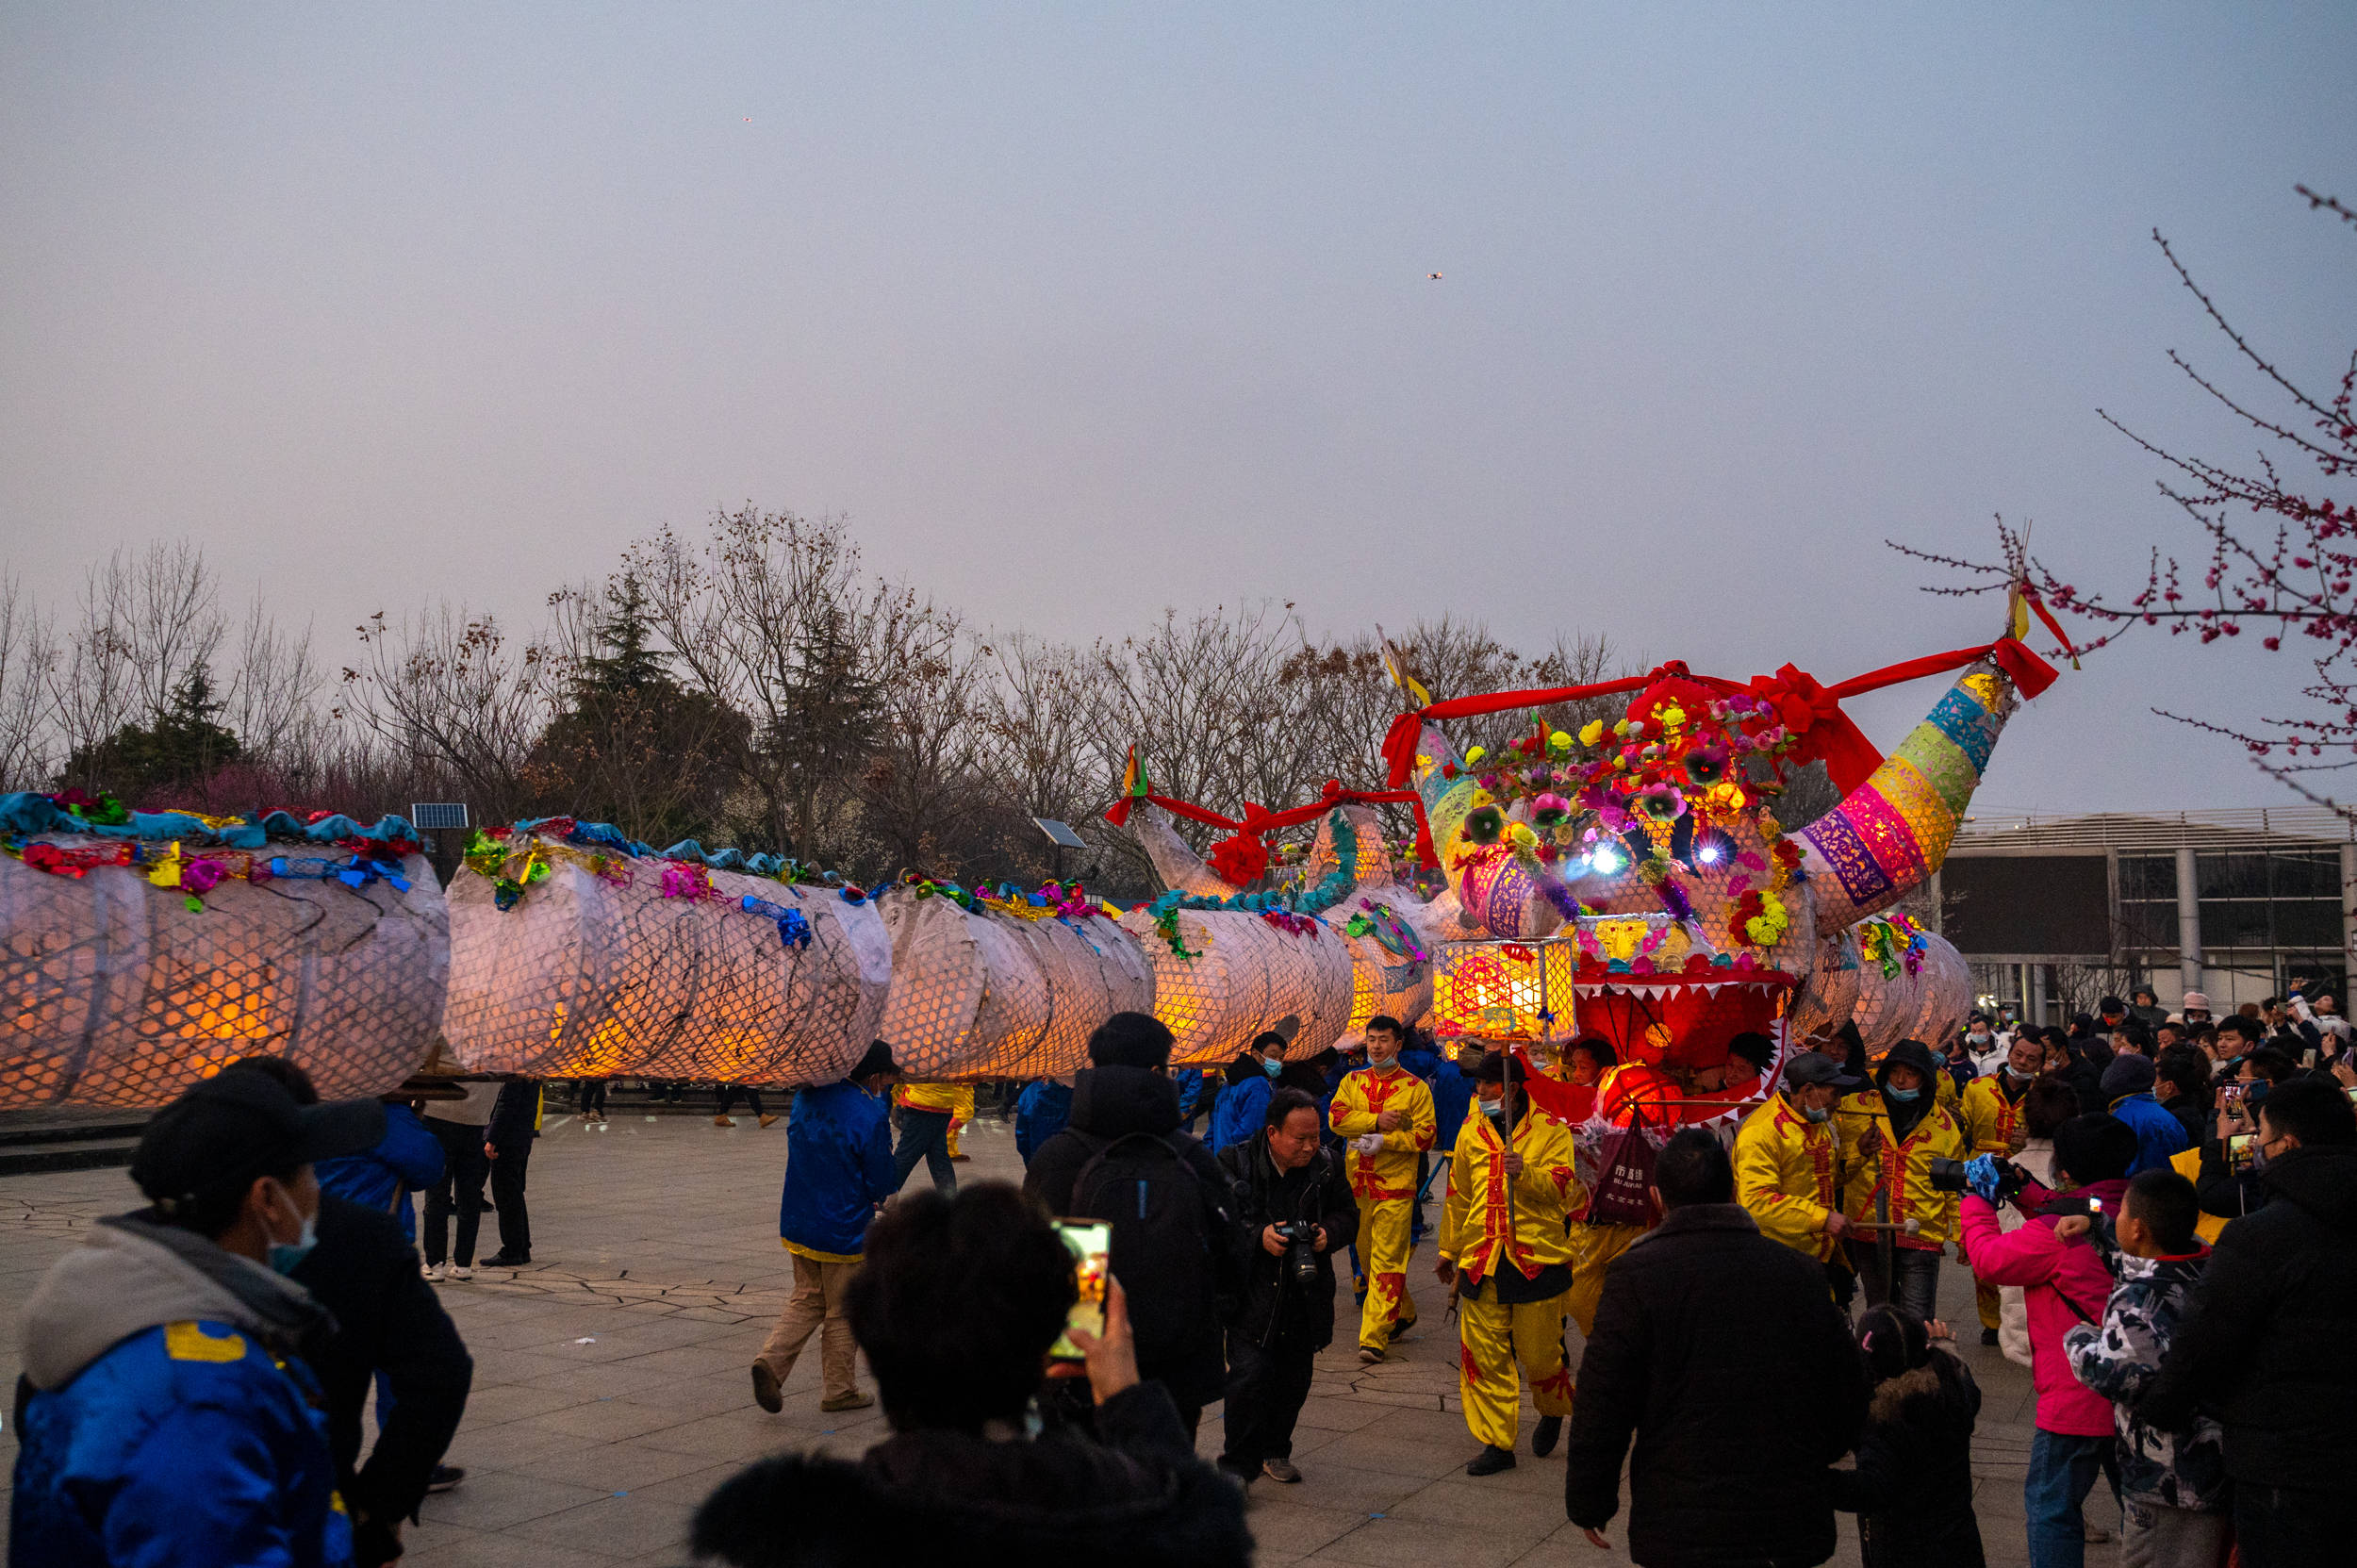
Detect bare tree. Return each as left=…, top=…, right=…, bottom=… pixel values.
left=0, top=574, right=57, bottom=791
left=337, top=604, right=562, bottom=824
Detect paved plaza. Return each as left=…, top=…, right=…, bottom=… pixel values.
left=1, top=1107, right=2103, bottom=1566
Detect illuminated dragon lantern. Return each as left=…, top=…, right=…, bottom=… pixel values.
left=1387, top=609, right=2064, bottom=1129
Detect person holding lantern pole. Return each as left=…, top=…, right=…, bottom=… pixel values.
left=1733, top=1051, right=1862, bottom=1304
left=1330, top=1015, right=1436, bottom=1364
left=1437, top=1052, right=1582, bottom=1477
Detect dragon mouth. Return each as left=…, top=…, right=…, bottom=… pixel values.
left=1568, top=970, right=1795, bottom=1081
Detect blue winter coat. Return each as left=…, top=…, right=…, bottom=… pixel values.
left=1209, top=1073, right=1273, bottom=1153
left=779, top=1081, right=896, bottom=1258
left=1170, top=1067, right=1207, bottom=1132
left=2111, top=1093, right=2193, bottom=1176
left=1014, top=1080, right=1074, bottom=1166
left=316, top=1103, right=443, bottom=1243
left=1428, top=1057, right=1476, bottom=1152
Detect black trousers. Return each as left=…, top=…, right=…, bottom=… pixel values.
left=1220, top=1329, right=1318, bottom=1475
left=716, top=1082, right=766, bottom=1118
left=578, top=1079, right=608, bottom=1115
left=421, top=1118, right=489, bottom=1267
left=488, top=1138, right=533, bottom=1259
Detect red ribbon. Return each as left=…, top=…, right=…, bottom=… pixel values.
left=1380, top=638, right=2057, bottom=794
left=1105, top=777, right=1440, bottom=881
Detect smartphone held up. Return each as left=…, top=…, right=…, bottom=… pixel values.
left=1049, top=1219, right=1112, bottom=1362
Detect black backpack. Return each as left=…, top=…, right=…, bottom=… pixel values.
left=1067, top=1131, right=1226, bottom=1365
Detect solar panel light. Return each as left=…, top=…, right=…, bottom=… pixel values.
left=1035, top=817, right=1087, bottom=850
left=409, top=803, right=470, bottom=831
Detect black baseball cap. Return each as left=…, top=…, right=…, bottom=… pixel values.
left=1781, top=1051, right=1864, bottom=1091
left=131, top=1065, right=386, bottom=1213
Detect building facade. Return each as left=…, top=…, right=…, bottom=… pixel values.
left=1938, top=808, right=2356, bottom=1025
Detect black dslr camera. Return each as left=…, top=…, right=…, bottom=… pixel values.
left=1272, top=1221, right=1322, bottom=1288
left=1928, top=1155, right=2032, bottom=1207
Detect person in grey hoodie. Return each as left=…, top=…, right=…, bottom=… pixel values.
left=2059, top=1166, right=2229, bottom=1568
left=10, top=1064, right=386, bottom=1567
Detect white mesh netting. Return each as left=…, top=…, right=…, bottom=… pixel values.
left=1788, top=929, right=1863, bottom=1046
left=1845, top=929, right=1973, bottom=1056
left=441, top=841, right=889, bottom=1085
left=1117, top=907, right=1356, bottom=1067
left=0, top=842, right=448, bottom=1109
left=875, top=893, right=1153, bottom=1080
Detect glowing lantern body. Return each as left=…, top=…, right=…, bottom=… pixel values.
left=876, top=891, right=1152, bottom=1080
left=0, top=839, right=446, bottom=1108
left=1121, top=907, right=1355, bottom=1067
left=441, top=837, right=889, bottom=1083
left=1432, top=938, right=1578, bottom=1047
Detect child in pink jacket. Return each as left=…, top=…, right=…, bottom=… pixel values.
left=1958, top=1114, right=2136, bottom=1568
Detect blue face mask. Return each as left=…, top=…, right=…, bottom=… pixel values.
left=1885, top=1085, right=1921, bottom=1104
left=1803, top=1104, right=1831, bottom=1124
left=1261, top=1056, right=1283, bottom=1078
left=268, top=1210, right=319, bottom=1277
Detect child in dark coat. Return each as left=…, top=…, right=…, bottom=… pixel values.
left=1827, top=1306, right=1987, bottom=1568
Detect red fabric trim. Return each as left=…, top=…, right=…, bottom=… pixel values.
left=1104, top=778, right=1441, bottom=875
left=1380, top=640, right=2059, bottom=794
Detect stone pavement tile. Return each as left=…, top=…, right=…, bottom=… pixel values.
left=1505, top=1519, right=1638, bottom=1565
left=615, top=1372, right=773, bottom=1419
left=515, top=1356, right=701, bottom=1399
left=401, top=1530, right=623, bottom=1568
left=612, top=1458, right=750, bottom=1509
left=633, top=1406, right=819, bottom=1461
left=441, top=1420, right=608, bottom=1475
left=456, top=1380, right=589, bottom=1426
left=1388, top=1476, right=1576, bottom=1535
left=1277, top=1461, right=1431, bottom=1516
left=1309, top=1510, right=1554, bottom=1568
left=1310, top=1427, right=1476, bottom=1480
left=1242, top=1498, right=1369, bottom=1558
left=1295, top=1395, right=1393, bottom=1432
left=418, top=1468, right=612, bottom=1532
left=504, top=1397, right=705, bottom=1445
left=501, top=1493, right=697, bottom=1560
left=502, top=1440, right=727, bottom=1495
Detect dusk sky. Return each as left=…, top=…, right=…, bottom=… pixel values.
left=5, top=5, right=2351, bottom=816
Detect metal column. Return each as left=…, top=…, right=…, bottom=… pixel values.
left=2341, top=844, right=2356, bottom=977
left=2176, top=846, right=2203, bottom=999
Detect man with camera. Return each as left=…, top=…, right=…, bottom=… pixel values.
left=1214, top=1086, right=1360, bottom=1488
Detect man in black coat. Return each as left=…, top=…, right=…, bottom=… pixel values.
left=1213, top=1085, right=1359, bottom=1488
left=482, top=1077, right=540, bottom=1267
left=1023, top=1013, right=1235, bottom=1435
left=2136, top=1077, right=2357, bottom=1568
left=294, top=1195, right=475, bottom=1566
left=1564, top=1129, right=1868, bottom=1567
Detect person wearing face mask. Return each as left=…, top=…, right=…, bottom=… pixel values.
left=1207, top=1032, right=1288, bottom=1153
left=1436, top=1053, right=1582, bottom=1477
left=11, top=1063, right=387, bottom=1568
left=1959, top=1033, right=2047, bottom=1344
left=1837, top=1041, right=1968, bottom=1325
left=1329, top=1016, right=1437, bottom=1365
left=1961, top=1014, right=2006, bottom=1079
left=1733, top=1050, right=1864, bottom=1299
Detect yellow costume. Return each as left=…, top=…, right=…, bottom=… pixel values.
left=1733, top=1094, right=1843, bottom=1263
left=1837, top=1088, right=1966, bottom=1246
left=1958, top=1072, right=2031, bottom=1329
left=1441, top=1102, right=1582, bottom=1452
left=1331, top=1065, right=1438, bottom=1353
left=2169, top=1146, right=2230, bottom=1246
left=1558, top=1062, right=1649, bottom=1338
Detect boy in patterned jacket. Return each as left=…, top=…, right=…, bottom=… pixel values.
left=2059, top=1166, right=2229, bottom=1568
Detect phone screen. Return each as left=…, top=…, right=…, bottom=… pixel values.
left=2227, top=1132, right=2256, bottom=1172
left=1049, top=1219, right=1112, bottom=1361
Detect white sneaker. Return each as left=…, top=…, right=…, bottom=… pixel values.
left=447, top=1263, right=473, bottom=1280
left=421, top=1263, right=443, bottom=1281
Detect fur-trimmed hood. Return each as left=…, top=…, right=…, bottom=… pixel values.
left=1866, top=1354, right=1976, bottom=1428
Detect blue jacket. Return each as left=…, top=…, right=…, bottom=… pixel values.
left=11, top=1216, right=354, bottom=1568
left=1209, top=1073, right=1273, bottom=1153
left=316, top=1104, right=443, bottom=1244
left=1170, top=1067, right=1207, bottom=1132
left=2112, top=1092, right=2193, bottom=1176
left=779, top=1081, right=896, bottom=1258
left=1014, top=1080, right=1073, bottom=1166
left=1428, top=1056, right=1476, bottom=1151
